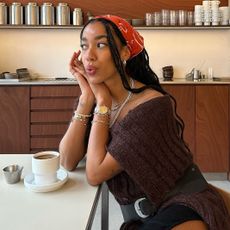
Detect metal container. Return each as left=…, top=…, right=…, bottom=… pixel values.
left=25, top=2, right=39, bottom=25
left=9, top=2, right=23, bottom=25
left=56, top=3, right=70, bottom=25
left=73, top=8, right=83, bottom=26
left=41, top=2, right=54, bottom=25
left=2, top=164, right=23, bottom=184
left=0, top=2, right=7, bottom=25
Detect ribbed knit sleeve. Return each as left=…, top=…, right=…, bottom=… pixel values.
left=107, top=95, right=193, bottom=205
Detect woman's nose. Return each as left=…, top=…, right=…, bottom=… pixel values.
left=86, top=47, right=96, bottom=61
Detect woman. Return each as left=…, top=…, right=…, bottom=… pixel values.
left=59, top=15, right=230, bottom=229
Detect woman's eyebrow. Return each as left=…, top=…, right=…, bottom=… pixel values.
left=81, top=35, right=108, bottom=42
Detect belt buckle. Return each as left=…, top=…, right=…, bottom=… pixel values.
left=134, top=198, right=150, bottom=219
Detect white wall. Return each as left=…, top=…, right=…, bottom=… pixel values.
left=0, top=28, right=230, bottom=79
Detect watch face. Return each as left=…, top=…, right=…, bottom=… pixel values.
left=100, top=106, right=108, bottom=113
left=95, top=105, right=111, bottom=115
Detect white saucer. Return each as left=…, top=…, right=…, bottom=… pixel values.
left=24, top=169, right=68, bottom=193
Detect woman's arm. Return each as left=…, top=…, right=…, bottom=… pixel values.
left=85, top=90, right=122, bottom=185
left=59, top=97, right=93, bottom=171
left=59, top=51, right=95, bottom=171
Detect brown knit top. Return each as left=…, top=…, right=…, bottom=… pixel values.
left=106, top=95, right=230, bottom=229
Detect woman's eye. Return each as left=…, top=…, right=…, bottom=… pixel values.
left=80, top=44, right=87, bottom=50
left=97, top=43, right=107, bottom=48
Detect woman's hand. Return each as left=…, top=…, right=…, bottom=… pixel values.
left=69, top=51, right=112, bottom=108
left=89, top=82, right=112, bottom=107
left=69, top=51, right=95, bottom=111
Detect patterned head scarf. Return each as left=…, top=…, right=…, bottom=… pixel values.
left=95, top=15, right=144, bottom=59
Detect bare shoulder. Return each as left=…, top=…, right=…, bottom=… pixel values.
left=119, top=86, right=164, bottom=120
left=129, top=87, right=163, bottom=109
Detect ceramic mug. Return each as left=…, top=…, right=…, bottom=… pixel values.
left=32, top=151, right=60, bottom=185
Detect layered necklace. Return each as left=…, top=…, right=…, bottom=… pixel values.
left=110, top=78, right=134, bottom=128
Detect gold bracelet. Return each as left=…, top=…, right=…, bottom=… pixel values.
left=91, top=120, right=109, bottom=126
left=72, top=117, right=87, bottom=125
left=73, top=111, right=92, bottom=118
left=72, top=112, right=91, bottom=125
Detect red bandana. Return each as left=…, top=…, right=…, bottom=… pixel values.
left=95, top=15, right=144, bottom=59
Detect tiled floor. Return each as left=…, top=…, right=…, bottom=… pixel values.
left=92, top=180, right=230, bottom=230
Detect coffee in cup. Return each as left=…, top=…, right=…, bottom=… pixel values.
left=32, top=151, right=60, bottom=185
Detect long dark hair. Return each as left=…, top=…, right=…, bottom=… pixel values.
left=80, top=18, right=190, bottom=152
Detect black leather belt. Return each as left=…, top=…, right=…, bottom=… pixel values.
left=120, top=163, right=208, bottom=222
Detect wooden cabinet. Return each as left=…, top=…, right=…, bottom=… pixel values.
left=163, top=84, right=229, bottom=172
left=30, top=85, right=80, bottom=152
left=195, top=85, right=229, bottom=172
left=0, top=86, right=30, bottom=153
left=0, top=83, right=229, bottom=173
left=162, top=85, right=195, bottom=155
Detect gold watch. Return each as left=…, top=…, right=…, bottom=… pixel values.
left=94, top=105, right=111, bottom=116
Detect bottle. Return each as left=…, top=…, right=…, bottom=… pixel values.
left=73, top=8, right=83, bottom=26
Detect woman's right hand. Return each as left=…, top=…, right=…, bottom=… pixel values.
left=69, top=51, right=95, bottom=112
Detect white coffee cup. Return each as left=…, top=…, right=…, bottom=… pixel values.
left=32, top=151, right=60, bottom=185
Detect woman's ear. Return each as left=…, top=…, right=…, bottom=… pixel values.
left=121, top=46, right=131, bottom=62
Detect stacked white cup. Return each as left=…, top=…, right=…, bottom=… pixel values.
left=219, top=6, right=230, bottom=25
left=202, top=0, right=212, bottom=25
left=194, top=5, right=204, bottom=26
left=210, top=1, right=221, bottom=25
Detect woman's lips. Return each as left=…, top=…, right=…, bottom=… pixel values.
left=86, top=66, right=97, bottom=76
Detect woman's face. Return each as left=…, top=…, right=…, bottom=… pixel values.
left=80, top=21, right=124, bottom=84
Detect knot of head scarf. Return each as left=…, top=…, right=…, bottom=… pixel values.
left=95, top=15, right=144, bottom=59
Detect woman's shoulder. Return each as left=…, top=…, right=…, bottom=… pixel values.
left=117, top=91, right=172, bottom=128
left=129, top=89, right=171, bottom=113
left=116, top=86, right=172, bottom=126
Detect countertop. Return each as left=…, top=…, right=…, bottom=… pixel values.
left=0, top=77, right=230, bottom=85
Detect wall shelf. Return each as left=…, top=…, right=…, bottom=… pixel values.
left=0, top=25, right=230, bottom=30
left=136, top=25, right=230, bottom=30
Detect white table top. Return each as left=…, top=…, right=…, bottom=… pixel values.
left=0, top=154, right=100, bottom=230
